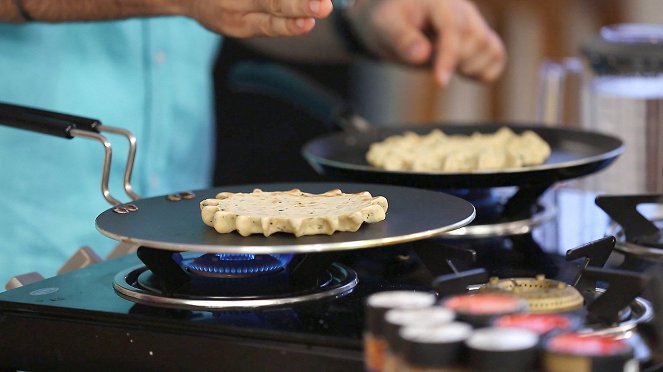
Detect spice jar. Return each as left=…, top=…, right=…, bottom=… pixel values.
left=465, top=327, right=540, bottom=372
left=382, top=306, right=455, bottom=372
left=542, top=332, right=637, bottom=372
left=399, top=321, right=474, bottom=372
left=364, top=290, right=437, bottom=372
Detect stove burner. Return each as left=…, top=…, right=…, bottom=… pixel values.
left=113, top=262, right=358, bottom=311
left=187, top=253, right=285, bottom=278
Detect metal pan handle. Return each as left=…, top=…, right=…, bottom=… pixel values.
left=0, top=101, right=140, bottom=206
left=0, top=102, right=95, bottom=138
left=228, top=62, right=371, bottom=132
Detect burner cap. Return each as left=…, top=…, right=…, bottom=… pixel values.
left=187, top=253, right=284, bottom=278
left=477, top=275, right=584, bottom=313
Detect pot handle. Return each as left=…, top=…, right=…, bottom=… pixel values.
left=0, top=102, right=100, bottom=138
left=0, top=101, right=140, bottom=206
left=228, top=62, right=371, bottom=132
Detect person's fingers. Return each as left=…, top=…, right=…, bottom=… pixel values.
left=216, top=13, right=317, bottom=37
left=453, top=4, right=506, bottom=82
left=477, top=32, right=507, bottom=81
left=455, top=3, right=493, bottom=76
left=369, top=4, right=432, bottom=64
left=431, top=0, right=465, bottom=85
left=458, top=31, right=506, bottom=82
left=226, top=0, right=333, bottom=18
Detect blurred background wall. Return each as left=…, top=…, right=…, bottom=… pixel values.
left=352, top=0, right=663, bottom=126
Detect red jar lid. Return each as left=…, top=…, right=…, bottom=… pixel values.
left=546, top=332, right=631, bottom=356
left=494, top=313, right=577, bottom=335
left=442, top=293, right=526, bottom=315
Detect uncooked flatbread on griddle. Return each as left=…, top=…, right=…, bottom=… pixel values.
left=200, top=188, right=388, bottom=237
left=366, top=127, right=551, bottom=172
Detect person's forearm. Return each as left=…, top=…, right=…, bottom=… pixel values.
left=1, top=0, right=188, bottom=23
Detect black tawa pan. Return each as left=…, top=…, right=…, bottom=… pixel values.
left=96, top=182, right=475, bottom=254
left=302, top=124, right=624, bottom=189
left=228, top=62, right=624, bottom=189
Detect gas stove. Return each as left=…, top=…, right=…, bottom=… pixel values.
left=1, top=187, right=662, bottom=371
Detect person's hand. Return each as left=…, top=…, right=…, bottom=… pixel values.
left=348, top=0, right=506, bottom=85
left=190, top=0, right=334, bottom=37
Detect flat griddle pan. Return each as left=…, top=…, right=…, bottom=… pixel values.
left=96, top=182, right=475, bottom=254
left=302, top=124, right=624, bottom=189
left=226, top=63, right=623, bottom=189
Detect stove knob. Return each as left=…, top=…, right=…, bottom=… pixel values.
left=57, top=246, right=103, bottom=275
left=5, top=272, right=44, bottom=290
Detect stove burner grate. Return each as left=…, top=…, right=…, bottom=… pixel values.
left=607, top=218, right=663, bottom=260
left=581, top=288, right=654, bottom=338
left=597, top=195, right=663, bottom=262
left=113, top=262, right=358, bottom=311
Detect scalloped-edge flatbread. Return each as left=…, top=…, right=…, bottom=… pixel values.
left=200, top=188, right=388, bottom=237
left=366, top=127, right=551, bottom=172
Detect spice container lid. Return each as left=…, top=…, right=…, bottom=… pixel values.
left=543, top=332, right=636, bottom=372
left=493, top=313, right=582, bottom=336
left=399, top=322, right=473, bottom=368
left=383, top=307, right=455, bottom=353
left=545, top=332, right=633, bottom=356
left=466, top=327, right=540, bottom=371
left=365, top=291, right=436, bottom=336
left=441, top=293, right=528, bottom=327
left=582, top=23, right=663, bottom=75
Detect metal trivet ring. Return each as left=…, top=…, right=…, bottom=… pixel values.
left=608, top=217, right=663, bottom=261
left=467, top=284, right=653, bottom=339
left=442, top=205, right=557, bottom=238
left=113, top=263, right=358, bottom=311
left=580, top=288, right=654, bottom=337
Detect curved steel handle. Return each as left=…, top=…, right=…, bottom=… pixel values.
left=0, top=102, right=140, bottom=205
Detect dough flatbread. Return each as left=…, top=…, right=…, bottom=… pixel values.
left=366, top=127, right=551, bottom=172
left=200, top=188, right=388, bottom=237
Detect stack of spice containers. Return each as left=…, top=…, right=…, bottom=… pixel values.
left=364, top=291, right=437, bottom=372
left=365, top=288, right=639, bottom=370
left=382, top=306, right=457, bottom=371
left=439, top=292, right=540, bottom=371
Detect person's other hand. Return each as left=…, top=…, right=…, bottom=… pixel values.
left=349, top=0, right=506, bottom=85
left=191, top=0, right=333, bottom=37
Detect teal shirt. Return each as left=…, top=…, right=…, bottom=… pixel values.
left=0, top=18, right=220, bottom=281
